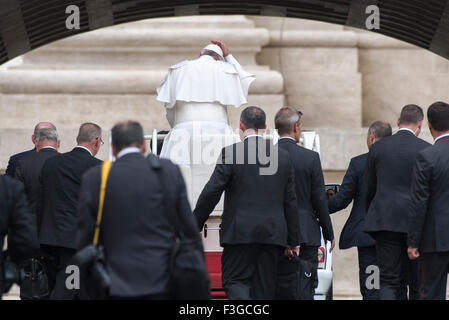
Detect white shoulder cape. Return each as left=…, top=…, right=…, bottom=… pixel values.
left=156, top=54, right=255, bottom=108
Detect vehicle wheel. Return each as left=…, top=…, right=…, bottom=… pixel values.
left=326, top=284, right=333, bottom=300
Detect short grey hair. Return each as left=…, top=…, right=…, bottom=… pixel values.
left=34, top=122, right=56, bottom=136
left=368, top=121, right=392, bottom=139
left=77, top=123, right=102, bottom=144
left=275, top=106, right=302, bottom=135
left=35, top=128, right=58, bottom=143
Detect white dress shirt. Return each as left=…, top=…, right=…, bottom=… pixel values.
left=244, top=134, right=264, bottom=140
left=434, top=133, right=449, bottom=143
left=278, top=136, right=296, bottom=142
left=117, top=147, right=140, bottom=159
left=398, top=127, right=416, bottom=136
left=40, top=146, right=57, bottom=151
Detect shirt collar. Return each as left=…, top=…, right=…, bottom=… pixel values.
left=75, top=145, right=93, bottom=156
left=279, top=136, right=296, bottom=142
left=40, top=146, right=57, bottom=151
left=434, top=133, right=449, bottom=144
left=117, top=147, right=141, bottom=159
left=398, top=128, right=416, bottom=136
left=244, top=134, right=264, bottom=141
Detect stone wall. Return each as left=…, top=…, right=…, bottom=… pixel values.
left=0, top=15, right=446, bottom=170
left=0, top=16, right=284, bottom=168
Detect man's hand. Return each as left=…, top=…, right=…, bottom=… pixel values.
left=408, top=247, right=420, bottom=260
left=211, top=40, right=230, bottom=57
left=329, top=238, right=336, bottom=253
left=284, top=246, right=300, bottom=257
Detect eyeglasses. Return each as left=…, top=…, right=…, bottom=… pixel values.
left=96, top=137, right=104, bottom=145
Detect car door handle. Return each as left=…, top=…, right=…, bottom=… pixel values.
left=203, top=224, right=221, bottom=238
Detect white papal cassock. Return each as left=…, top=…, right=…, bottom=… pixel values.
left=156, top=53, right=255, bottom=165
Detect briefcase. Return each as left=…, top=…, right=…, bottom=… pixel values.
left=275, top=253, right=316, bottom=300
left=19, top=258, right=50, bottom=300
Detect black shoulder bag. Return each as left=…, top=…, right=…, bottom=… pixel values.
left=72, top=161, right=113, bottom=299
left=148, top=154, right=210, bottom=300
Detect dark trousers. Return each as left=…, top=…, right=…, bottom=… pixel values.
left=41, top=245, right=78, bottom=300
left=299, top=245, right=319, bottom=300
left=357, top=246, right=379, bottom=300
left=419, top=252, right=449, bottom=300
left=222, top=244, right=282, bottom=300
left=374, top=231, right=420, bottom=300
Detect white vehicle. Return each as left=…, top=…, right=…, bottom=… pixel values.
left=145, top=130, right=335, bottom=300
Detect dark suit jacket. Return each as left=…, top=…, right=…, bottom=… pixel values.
left=15, top=148, right=59, bottom=233
left=408, top=138, right=449, bottom=253
left=193, top=136, right=301, bottom=248
left=39, top=147, right=101, bottom=250
left=278, top=138, right=334, bottom=246
left=78, top=153, right=199, bottom=297
left=5, top=148, right=36, bottom=177
left=364, top=130, right=431, bottom=234
left=0, top=175, right=39, bottom=292
left=328, top=153, right=375, bottom=249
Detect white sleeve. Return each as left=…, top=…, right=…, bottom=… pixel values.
left=225, top=54, right=255, bottom=80
left=225, top=54, right=256, bottom=98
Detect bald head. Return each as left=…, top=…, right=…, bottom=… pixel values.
left=32, top=122, right=57, bottom=146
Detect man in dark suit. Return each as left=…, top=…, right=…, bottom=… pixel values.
left=328, top=121, right=392, bottom=300
left=5, top=122, right=56, bottom=177
left=39, top=123, right=103, bottom=299
left=78, top=121, right=200, bottom=299
left=15, top=126, right=59, bottom=232
left=193, top=106, right=300, bottom=300
left=275, top=107, right=334, bottom=300
left=0, top=174, right=39, bottom=297
left=408, top=101, right=449, bottom=300
left=364, top=104, right=431, bottom=300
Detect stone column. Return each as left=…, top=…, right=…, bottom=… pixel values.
left=250, top=17, right=364, bottom=170
left=0, top=15, right=284, bottom=169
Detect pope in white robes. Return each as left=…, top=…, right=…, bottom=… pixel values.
left=156, top=40, right=256, bottom=165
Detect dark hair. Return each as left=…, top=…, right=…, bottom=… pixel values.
left=428, top=101, right=449, bottom=132
left=240, top=106, right=266, bottom=130
left=399, top=104, right=424, bottom=125
left=275, top=107, right=301, bottom=135
left=77, top=123, right=102, bottom=144
left=369, top=121, right=392, bottom=139
left=111, top=121, right=144, bottom=151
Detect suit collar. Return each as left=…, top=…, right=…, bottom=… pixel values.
left=74, top=145, right=93, bottom=156
left=397, top=128, right=416, bottom=137
left=117, top=147, right=140, bottom=159
left=116, top=152, right=144, bottom=162
left=72, top=146, right=92, bottom=156
left=244, top=134, right=264, bottom=141
left=278, top=137, right=297, bottom=144
left=39, top=147, right=57, bottom=153
left=434, top=133, right=449, bottom=144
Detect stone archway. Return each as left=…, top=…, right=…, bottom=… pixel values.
left=2, top=2, right=449, bottom=300
left=1, top=0, right=449, bottom=65
left=1, top=1, right=449, bottom=171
